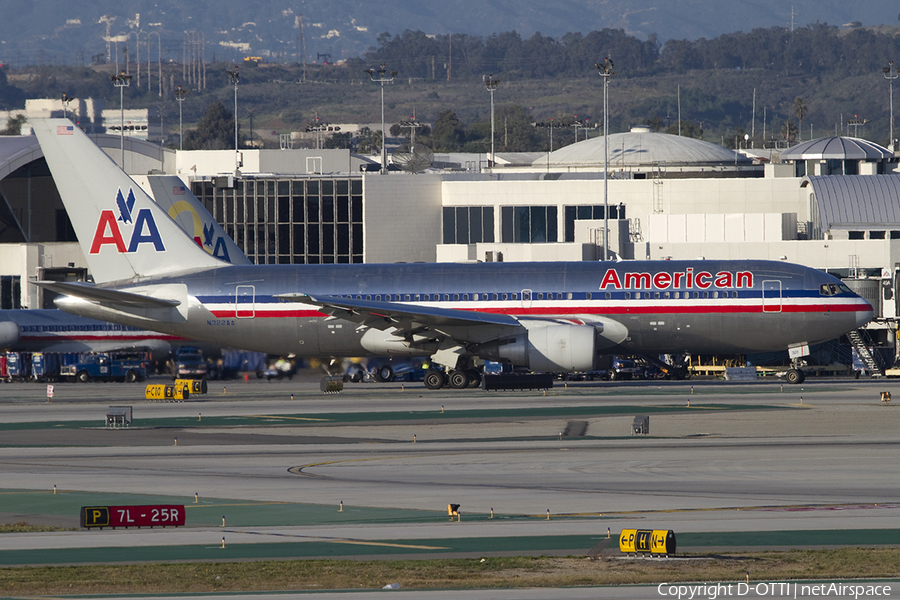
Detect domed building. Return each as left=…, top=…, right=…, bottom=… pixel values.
left=778, top=136, right=895, bottom=176
left=531, top=126, right=759, bottom=178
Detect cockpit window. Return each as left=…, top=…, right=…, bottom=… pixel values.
left=838, top=283, right=852, bottom=294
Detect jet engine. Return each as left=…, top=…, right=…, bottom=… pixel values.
left=478, top=322, right=601, bottom=372
left=0, top=321, right=20, bottom=350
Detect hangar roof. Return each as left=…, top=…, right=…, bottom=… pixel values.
left=780, top=137, right=893, bottom=161
left=804, top=174, right=900, bottom=228
left=537, top=127, right=751, bottom=167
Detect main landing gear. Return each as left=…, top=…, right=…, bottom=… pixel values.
left=424, top=368, right=482, bottom=390
left=785, top=368, right=806, bottom=384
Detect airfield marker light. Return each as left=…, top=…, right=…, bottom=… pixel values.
left=223, top=387, right=227, bottom=395
left=781, top=385, right=784, bottom=392
left=441, top=405, right=444, bottom=413
left=222, top=536, right=226, bottom=549
left=457, top=511, right=460, bottom=522
left=198, top=412, right=201, bottom=422
left=800, top=396, right=803, bottom=405
left=746, top=571, right=750, bottom=583
left=413, top=434, right=417, bottom=443
left=53, top=484, right=57, bottom=494
left=547, top=509, right=550, bottom=520
left=291, top=394, right=294, bottom=401
left=490, top=507, right=494, bottom=518
left=607, top=527, right=611, bottom=538
left=687, top=399, right=690, bottom=407
left=222, top=516, right=225, bottom=527
left=691, top=386, right=694, bottom=394
left=174, top=437, right=177, bottom=446
left=339, top=501, right=343, bottom=512
left=194, top=492, right=198, bottom=503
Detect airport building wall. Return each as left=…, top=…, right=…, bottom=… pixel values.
left=362, top=174, right=442, bottom=264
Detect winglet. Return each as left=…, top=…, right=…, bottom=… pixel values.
left=33, top=119, right=226, bottom=283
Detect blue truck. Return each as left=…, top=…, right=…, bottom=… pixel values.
left=60, top=351, right=150, bottom=383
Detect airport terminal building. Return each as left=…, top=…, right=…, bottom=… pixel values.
left=1, top=125, right=899, bottom=367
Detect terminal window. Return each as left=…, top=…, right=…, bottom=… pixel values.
left=196, top=178, right=364, bottom=264
left=0, top=275, right=20, bottom=309
left=442, top=206, right=494, bottom=244
left=501, top=206, right=558, bottom=243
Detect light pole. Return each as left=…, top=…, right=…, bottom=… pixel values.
left=226, top=66, right=240, bottom=174
left=883, top=61, right=900, bottom=151
left=364, top=64, right=397, bottom=174
left=110, top=70, right=132, bottom=169
left=484, top=74, right=500, bottom=174
left=594, top=57, right=615, bottom=261
left=174, top=85, right=189, bottom=150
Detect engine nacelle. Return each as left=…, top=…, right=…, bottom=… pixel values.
left=478, top=323, right=599, bottom=372
left=0, top=321, right=20, bottom=350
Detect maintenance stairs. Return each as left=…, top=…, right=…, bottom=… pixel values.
left=847, top=329, right=885, bottom=377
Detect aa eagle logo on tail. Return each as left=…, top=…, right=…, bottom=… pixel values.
left=89, top=188, right=165, bottom=254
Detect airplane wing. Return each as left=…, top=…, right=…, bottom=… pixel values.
left=33, top=281, right=181, bottom=309
left=276, top=293, right=523, bottom=336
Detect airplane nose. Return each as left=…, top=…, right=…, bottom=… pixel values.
left=856, top=301, right=875, bottom=328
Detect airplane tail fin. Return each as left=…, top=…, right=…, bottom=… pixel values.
left=33, top=119, right=226, bottom=284
left=147, top=175, right=252, bottom=266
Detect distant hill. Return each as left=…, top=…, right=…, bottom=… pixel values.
left=0, top=0, right=897, bottom=66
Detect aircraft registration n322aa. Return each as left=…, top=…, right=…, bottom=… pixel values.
left=32, top=118, right=874, bottom=388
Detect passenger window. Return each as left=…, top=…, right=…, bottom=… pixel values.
left=444, top=294, right=450, bottom=301
left=404, top=294, right=411, bottom=301
left=566, top=293, right=573, bottom=300
left=712, top=291, right=718, bottom=299
left=511, top=293, right=518, bottom=300
left=605, top=292, right=611, bottom=300
left=693, top=291, right=700, bottom=299
left=537, top=292, right=544, bottom=300
left=366, top=295, right=371, bottom=300
left=375, top=295, right=381, bottom=301
left=664, top=292, right=670, bottom=299
left=585, top=292, right=592, bottom=300
left=492, top=293, right=499, bottom=301
left=703, top=291, right=709, bottom=299
left=463, top=293, right=469, bottom=301
left=557, top=293, right=563, bottom=300
left=625, top=292, right=631, bottom=299
left=654, top=292, right=660, bottom=299
left=635, top=292, right=641, bottom=299
left=472, top=293, right=478, bottom=301
left=453, top=294, right=459, bottom=301
left=502, top=293, right=508, bottom=300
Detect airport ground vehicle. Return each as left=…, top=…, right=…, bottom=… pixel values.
left=60, top=351, right=150, bottom=383
left=171, top=348, right=208, bottom=380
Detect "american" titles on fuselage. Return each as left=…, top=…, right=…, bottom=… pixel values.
left=600, top=268, right=753, bottom=291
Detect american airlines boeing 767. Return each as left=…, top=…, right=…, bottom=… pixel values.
left=32, top=119, right=873, bottom=387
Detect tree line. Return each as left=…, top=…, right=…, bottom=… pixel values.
left=355, top=23, right=900, bottom=80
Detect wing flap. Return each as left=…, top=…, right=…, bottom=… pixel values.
left=276, top=293, right=521, bottom=332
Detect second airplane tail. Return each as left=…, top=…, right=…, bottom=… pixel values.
left=33, top=119, right=226, bottom=284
